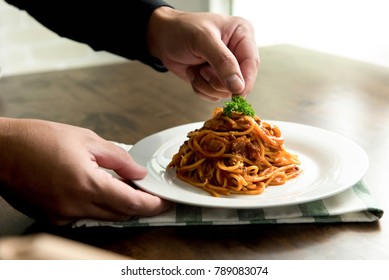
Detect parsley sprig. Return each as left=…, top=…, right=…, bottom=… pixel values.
left=223, top=95, right=255, bottom=118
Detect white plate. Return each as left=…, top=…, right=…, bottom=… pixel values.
left=129, top=121, right=369, bottom=208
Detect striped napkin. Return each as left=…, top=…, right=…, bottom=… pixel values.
left=73, top=144, right=383, bottom=228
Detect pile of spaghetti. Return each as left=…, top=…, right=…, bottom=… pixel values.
left=167, top=97, right=301, bottom=197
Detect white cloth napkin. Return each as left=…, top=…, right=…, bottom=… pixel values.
left=73, top=143, right=383, bottom=228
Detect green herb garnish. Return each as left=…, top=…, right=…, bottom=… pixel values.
left=223, top=95, right=255, bottom=118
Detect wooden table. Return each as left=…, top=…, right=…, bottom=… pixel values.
left=1, top=45, right=388, bottom=259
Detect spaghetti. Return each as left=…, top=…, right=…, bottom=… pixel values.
left=167, top=107, right=302, bottom=197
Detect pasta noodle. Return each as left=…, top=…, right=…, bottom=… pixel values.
left=167, top=107, right=302, bottom=197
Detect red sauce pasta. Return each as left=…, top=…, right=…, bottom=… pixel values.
left=167, top=108, right=302, bottom=197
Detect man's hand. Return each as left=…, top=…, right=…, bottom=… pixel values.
left=0, top=118, right=172, bottom=225
left=148, top=7, right=260, bottom=102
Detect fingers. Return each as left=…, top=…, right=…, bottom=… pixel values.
left=231, top=26, right=260, bottom=96
left=229, top=23, right=260, bottom=97
left=192, top=16, right=259, bottom=98
left=90, top=171, right=173, bottom=219
left=86, top=139, right=173, bottom=220
left=47, top=171, right=173, bottom=225
left=195, top=36, right=246, bottom=95
left=199, top=65, right=229, bottom=92
left=238, top=56, right=260, bottom=97
left=92, top=140, right=147, bottom=180
left=187, top=66, right=231, bottom=102
left=109, top=180, right=173, bottom=217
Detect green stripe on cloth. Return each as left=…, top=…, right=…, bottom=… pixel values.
left=352, top=181, right=384, bottom=219
left=298, top=200, right=342, bottom=222
left=299, top=200, right=329, bottom=216
left=237, top=209, right=278, bottom=224
left=175, top=204, right=212, bottom=225
left=297, top=200, right=341, bottom=222
left=109, top=218, right=150, bottom=227
left=238, top=208, right=265, bottom=221
left=313, top=215, right=343, bottom=223
left=299, top=200, right=336, bottom=223
left=353, top=181, right=374, bottom=202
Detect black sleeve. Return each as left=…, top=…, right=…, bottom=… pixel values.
left=5, top=0, right=172, bottom=72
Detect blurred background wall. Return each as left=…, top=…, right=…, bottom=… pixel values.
left=232, top=0, right=389, bottom=68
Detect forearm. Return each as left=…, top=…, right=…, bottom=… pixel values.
left=0, top=118, right=19, bottom=209
left=0, top=118, right=32, bottom=185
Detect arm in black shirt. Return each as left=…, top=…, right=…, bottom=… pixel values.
left=5, top=0, right=172, bottom=71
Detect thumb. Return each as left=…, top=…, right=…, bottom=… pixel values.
left=199, top=38, right=245, bottom=94
left=93, top=141, right=147, bottom=180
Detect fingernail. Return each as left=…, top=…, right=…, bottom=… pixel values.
left=226, top=74, right=244, bottom=93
